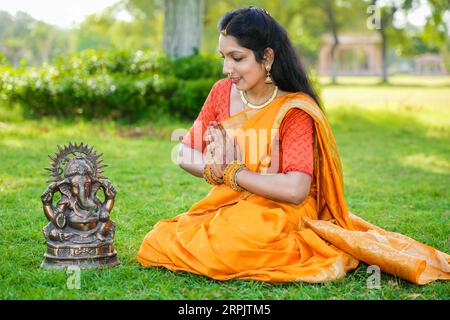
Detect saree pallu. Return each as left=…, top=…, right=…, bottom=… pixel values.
left=137, top=93, right=449, bottom=284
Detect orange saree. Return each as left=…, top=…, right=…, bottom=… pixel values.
left=136, top=93, right=450, bottom=284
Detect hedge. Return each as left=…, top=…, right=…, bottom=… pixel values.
left=0, top=49, right=320, bottom=122
left=0, top=50, right=223, bottom=121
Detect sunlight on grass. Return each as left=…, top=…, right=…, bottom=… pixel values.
left=321, top=86, right=450, bottom=128
left=322, top=87, right=450, bottom=110
left=400, top=154, right=450, bottom=175
left=1, top=138, right=25, bottom=148
left=319, top=75, right=450, bottom=87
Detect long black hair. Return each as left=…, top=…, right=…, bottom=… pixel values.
left=218, top=6, right=322, bottom=109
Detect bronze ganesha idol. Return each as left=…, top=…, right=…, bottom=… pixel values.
left=40, top=142, right=119, bottom=269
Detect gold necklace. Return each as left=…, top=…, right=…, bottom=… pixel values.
left=239, top=85, right=278, bottom=109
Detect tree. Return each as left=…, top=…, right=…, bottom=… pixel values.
left=422, top=0, right=450, bottom=60
left=368, top=0, right=420, bottom=83
left=321, top=1, right=340, bottom=84
left=163, top=0, right=205, bottom=57
left=0, top=10, right=72, bottom=66
left=122, top=0, right=165, bottom=50
left=201, top=0, right=315, bottom=62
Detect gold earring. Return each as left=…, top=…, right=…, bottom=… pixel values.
left=265, top=65, right=273, bottom=84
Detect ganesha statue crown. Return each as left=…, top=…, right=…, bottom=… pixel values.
left=41, top=142, right=119, bottom=269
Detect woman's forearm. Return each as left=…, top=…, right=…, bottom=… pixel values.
left=178, top=144, right=205, bottom=178
left=177, top=144, right=311, bottom=204
left=235, top=170, right=311, bottom=205
left=180, top=162, right=206, bottom=178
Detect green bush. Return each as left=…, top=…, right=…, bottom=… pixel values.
left=54, top=50, right=175, bottom=76
left=0, top=50, right=224, bottom=121
left=169, top=78, right=218, bottom=119
left=0, top=49, right=322, bottom=121
left=172, top=54, right=223, bottom=80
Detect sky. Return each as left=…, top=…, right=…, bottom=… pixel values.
left=0, top=0, right=123, bottom=28
left=0, top=0, right=438, bottom=29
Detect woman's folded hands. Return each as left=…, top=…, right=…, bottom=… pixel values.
left=204, top=121, right=242, bottom=178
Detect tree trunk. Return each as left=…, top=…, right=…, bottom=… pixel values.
left=380, top=29, right=388, bottom=83
left=163, top=0, right=204, bottom=58
left=323, top=1, right=339, bottom=84
left=330, top=33, right=339, bottom=84
left=373, top=0, right=398, bottom=84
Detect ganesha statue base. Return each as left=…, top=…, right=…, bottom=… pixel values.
left=41, top=226, right=120, bottom=269
left=40, top=142, right=120, bottom=269
left=42, top=240, right=119, bottom=269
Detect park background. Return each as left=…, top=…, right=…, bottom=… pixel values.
left=0, top=0, right=449, bottom=299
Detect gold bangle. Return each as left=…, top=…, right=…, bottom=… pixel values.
left=231, top=165, right=246, bottom=191
left=203, top=164, right=217, bottom=185
left=203, top=163, right=223, bottom=185
left=223, top=161, right=247, bottom=192
left=211, top=165, right=224, bottom=184
left=223, top=162, right=237, bottom=187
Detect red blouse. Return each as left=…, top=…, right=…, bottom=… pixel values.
left=181, top=78, right=314, bottom=177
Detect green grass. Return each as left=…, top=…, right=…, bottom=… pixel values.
left=0, top=80, right=449, bottom=299
left=319, top=75, right=450, bottom=87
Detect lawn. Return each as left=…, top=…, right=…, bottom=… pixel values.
left=0, top=80, right=449, bottom=299
left=319, top=75, right=450, bottom=87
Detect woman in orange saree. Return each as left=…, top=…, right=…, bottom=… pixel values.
left=137, top=7, right=449, bottom=284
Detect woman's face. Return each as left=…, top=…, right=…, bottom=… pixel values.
left=218, top=34, right=266, bottom=91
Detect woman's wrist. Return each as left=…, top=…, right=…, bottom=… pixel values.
left=210, top=162, right=225, bottom=178
left=203, top=163, right=224, bottom=185
left=235, top=167, right=248, bottom=185
left=223, top=161, right=247, bottom=192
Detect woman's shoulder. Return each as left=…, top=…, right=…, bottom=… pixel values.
left=279, top=90, right=317, bottom=105
left=279, top=104, right=314, bottom=140
left=281, top=107, right=312, bottom=126
left=278, top=91, right=321, bottom=120
left=278, top=90, right=315, bottom=127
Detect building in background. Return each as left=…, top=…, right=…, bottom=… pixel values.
left=414, top=53, right=448, bottom=75
left=318, top=33, right=382, bottom=76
